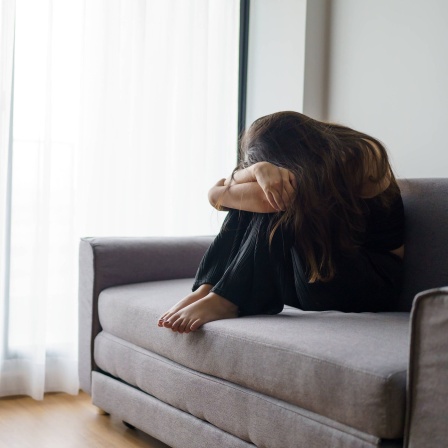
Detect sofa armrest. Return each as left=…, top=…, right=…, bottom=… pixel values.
left=404, top=287, right=448, bottom=447
left=78, top=236, right=213, bottom=394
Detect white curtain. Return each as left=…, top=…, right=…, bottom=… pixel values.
left=0, top=0, right=239, bottom=399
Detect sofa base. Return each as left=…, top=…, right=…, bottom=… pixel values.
left=92, top=371, right=403, bottom=448
left=92, top=372, right=254, bottom=448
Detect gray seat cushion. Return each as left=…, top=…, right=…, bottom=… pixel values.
left=97, top=278, right=410, bottom=438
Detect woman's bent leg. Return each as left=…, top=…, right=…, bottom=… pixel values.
left=192, top=210, right=255, bottom=290
left=162, top=212, right=299, bottom=332
left=159, top=210, right=254, bottom=328
left=210, top=213, right=298, bottom=316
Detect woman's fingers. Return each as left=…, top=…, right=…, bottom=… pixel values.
left=255, top=163, right=296, bottom=211
left=276, top=168, right=295, bottom=209
left=266, top=190, right=282, bottom=211
left=270, top=174, right=287, bottom=210
left=281, top=169, right=296, bottom=207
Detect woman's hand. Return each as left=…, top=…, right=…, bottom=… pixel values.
left=252, top=162, right=296, bottom=211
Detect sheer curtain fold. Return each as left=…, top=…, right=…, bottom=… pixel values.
left=0, top=0, right=16, bottom=391
left=78, top=0, right=239, bottom=237
left=0, top=0, right=239, bottom=399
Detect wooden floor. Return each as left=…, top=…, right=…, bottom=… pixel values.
left=0, top=391, right=170, bottom=448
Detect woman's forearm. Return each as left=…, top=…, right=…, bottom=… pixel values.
left=215, top=162, right=297, bottom=212
left=209, top=180, right=277, bottom=213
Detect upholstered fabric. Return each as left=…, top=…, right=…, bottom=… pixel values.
left=398, top=179, right=448, bottom=310
left=79, top=178, right=448, bottom=447
left=97, top=279, right=409, bottom=438
left=404, top=287, right=448, bottom=448
left=78, top=236, right=213, bottom=393
left=79, top=239, right=95, bottom=394
left=92, top=372, right=255, bottom=448
left=94, top=332, right=382, bottom=448
left=81, top=236, right=213, bottom=288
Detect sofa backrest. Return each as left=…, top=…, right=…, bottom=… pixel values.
left=397, top=178, right=448, bottom=311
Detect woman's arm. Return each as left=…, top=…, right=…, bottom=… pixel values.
left=209, top=162, right=296, bottom=213
left=209, top=179, right=277, bottom=213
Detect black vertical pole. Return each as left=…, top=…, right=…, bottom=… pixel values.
left=238, top=0, right=250, bottom=142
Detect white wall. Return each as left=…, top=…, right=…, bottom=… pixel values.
left=249, top=0, right=448, bottom=178
left=324, top=0, right=448, bottom=178
left=245, top=0, right=307, bottom=128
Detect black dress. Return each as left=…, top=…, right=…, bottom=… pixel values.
left=192, top=189, right=405, bottom=315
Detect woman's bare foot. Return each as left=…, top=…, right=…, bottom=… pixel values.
left=162, top=292, right=238, bottom=333
left=158, top=284, right=213, bottom=327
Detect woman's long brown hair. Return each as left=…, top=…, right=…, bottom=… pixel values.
left=236, top=111, right=399, bottom=283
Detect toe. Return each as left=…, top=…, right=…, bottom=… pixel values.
left=171, top=317, right=183, bottom=332
left=178, top=320, right=189, bottom=334
left=158, top=315, right=169, bottom=326
left=190, top=319, right=203, bottom=332
left=159, top=311, right=170, bottom=322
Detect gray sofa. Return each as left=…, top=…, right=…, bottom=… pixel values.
left=79, top=179, right=448, bottom=448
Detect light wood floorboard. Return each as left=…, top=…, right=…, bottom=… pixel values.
left=0, top=391, right=170, bottom=448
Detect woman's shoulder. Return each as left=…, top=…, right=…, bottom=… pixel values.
left=357, top=138, right=392, bottom=199
left=361, top=182, right=405, bottom=253
left=361, top=183, right=404, bottom=222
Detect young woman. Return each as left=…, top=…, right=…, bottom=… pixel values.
left=158, top=111, right=405, bottom=333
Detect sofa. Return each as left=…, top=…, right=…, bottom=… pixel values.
left=78, top=178, right=448, bottom=448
